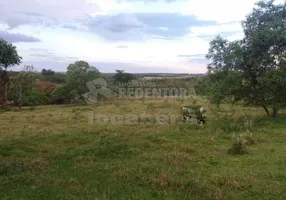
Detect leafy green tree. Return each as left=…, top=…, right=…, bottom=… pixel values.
left=25, top=88, right=51, bottom=106
left=194, top=76, right=212, bottom=97
left=205, top=0, right=286, bottom=117
left=51, top=84, right=75, bottom=104
left=9, top=72, right=36, bottom=109
left=50, top=61, right=100, bottom=104
left=113, top=70, right=136, bottom=84
left=0, top=39, right=22, bottom=104
left=65, top=61, right=101, bottom=101
left=40, top=73, right=67, bottom=83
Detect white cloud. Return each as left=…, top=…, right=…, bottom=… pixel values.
left=182, top=0, right=256, bottom=23
left=0, top=0, right=100, bottom=26
left=182, top=0, right=286, bottom=23
left=90, top=0, right=131, bottom=15
left=189, top=22, right=242, bottom=36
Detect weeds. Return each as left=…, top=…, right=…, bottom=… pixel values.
left=229, top=131, right=255, bottom=155
left=229, top=133, right=247, bottom=155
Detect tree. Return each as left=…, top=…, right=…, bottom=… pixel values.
left=40, top=72, right=67, bottom=83
left=66, top=61, right=101, bottom=100
left=23, top=65, right=36, bottom=73
left=42, top=69, right=55, bottom=76
left=9, top=72, right=36, bottom=109
left=205, top=0, right=286, bottom=117
left=51, top=84, right=72, bottom=103
left=113, top=70, right=136, bottom=84
left=34, top=80, right=59, bottom=96
left=0, top=39, right=22, bottom=104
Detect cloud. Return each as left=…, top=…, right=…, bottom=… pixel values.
left=182, top=0, right=286, bottom=23
left=123, top=0, right=181, bottom=2
left=177, top=54, right=205, bottom=58
left=187, top=22, right=244, bottom=42
left=30, top=54, right=49, bottom=58
left=2, top=0, right=263, bottom=73
left=182, top=0, right=257, bottom=23
left=189, top=22, right=242, bottom=36
left=190, top=58, right=208, bottom=64
left=86, top=12, right=216, bottom=41
left=29, top=48, right=53, bottom=52
left=116, top=45, right=129, bottom=48
left=0, top=0, right=100, bottom=28
left=177, top=54, right=208, bottom=64
left=4, top=13, right=57, bottom=29
left=86, top=13, right=145, bottom=41
left=0, top=31, right=41, bottom=43
left=136, top=13, right=216, bottom=39
left=29, top=50, right=78, bottom=62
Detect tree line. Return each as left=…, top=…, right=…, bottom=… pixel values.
left=0, top=43, right=136, bottom=108
left=1, top=0, right=285, bottom=117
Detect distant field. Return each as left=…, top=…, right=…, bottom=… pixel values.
left=139, top=76, right=197, bottom=80
left=1, top=99, right=286, bottom=200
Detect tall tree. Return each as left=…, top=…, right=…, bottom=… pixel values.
left=0, top=39, right=22, bottom=104
left=66, top=61, right=101, bottom=98
left=113, top=70, right=136, bottom=84
left=205, top=0, right=286, bottom=117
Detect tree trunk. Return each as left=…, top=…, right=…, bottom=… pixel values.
left=262, top=104, right=270, bottom=116
left=17, top=98, right=23, bottom=109
left=4, top=79, right=8, bottom=103
left=0, top=70, right=9, bottom=107
left=4, top=66, right=8, bottom=103
left=272, top=106, right=279, bottom=118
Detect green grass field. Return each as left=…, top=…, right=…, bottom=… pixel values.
left=1, top=99, right=286, bottom=200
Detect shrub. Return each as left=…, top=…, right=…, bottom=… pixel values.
left=51, top=84, right=74, bottom=104
left=229, top=131, right=255, bottom=155
left=244, top=130, right=255, bottom=146
left=229, top=133, right=247, bottom=155
left=25, top=89, right=51, bottom=106
left=34, top=80, right=59, bottom=96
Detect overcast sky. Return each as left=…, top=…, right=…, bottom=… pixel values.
left=0, top=0, right=283, bottom=73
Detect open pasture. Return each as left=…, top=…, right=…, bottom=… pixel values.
left=0, top=99, right=286, bottom=200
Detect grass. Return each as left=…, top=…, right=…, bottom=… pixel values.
left=0, top=99, right=286, bottom=200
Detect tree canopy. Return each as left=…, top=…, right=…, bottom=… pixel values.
left=113, top=70, right=136, bottom=84
left=201, top=0, right=286, bottom=117
left=0, top=39, right=22, bottom=104
left=0, top=39, right=22, bottom=70
left=49, top=61, right=101, bottom=103
left=42, top=69, right=55, bottom=76
left=66, top=61, right=101, bottom=95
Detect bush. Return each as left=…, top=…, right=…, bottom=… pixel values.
left=25, top=89, right=51, bottom=106
left=244, top=130, right=255, bottom=146
left=229, top=131, right=254, bottom=155
left=51, top=84, right=75, bottom=104
left=229, top=133, right=247, bottom=155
